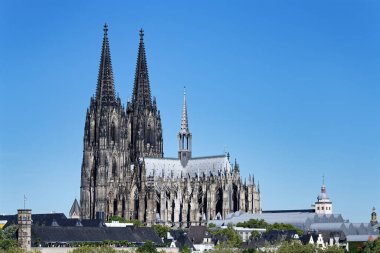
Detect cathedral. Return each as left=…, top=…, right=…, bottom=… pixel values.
left=80, top=24, right=261, bottom=227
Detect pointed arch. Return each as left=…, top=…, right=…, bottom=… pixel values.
left=112, top=158, right=117, bottom=177
left=111, top=121, right=116, bottom=142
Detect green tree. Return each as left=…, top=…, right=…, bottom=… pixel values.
left=132, top=219, right=143, bottom=227
left=136, top=240, right=158, bottom=253
left=317, top=245, right=345, bottom=253
left=237, top=219, right=268, bottom=229
left=180, top=245, right=191, bottom=253
left=267, top=222, right=304, bottom=236
left=70, top=246, right=117, bottom=253
left=250, top=230, right=260, bottom=239
left=0, top=225, right=19, bottom=251
left=108, top=216, right=127, bottom=223
left=276, top=241, right=316, bottom=253
left=213, top=224, right=242, bottom=248
left=211, top=243, right=238, bottom=253
left=236, top=219, right=304, bottom=236
left=152, top=224, right=170, bottom=239
left=363, top=237, right=380, bottom=253
left=208, top=223, right=217, bottom=228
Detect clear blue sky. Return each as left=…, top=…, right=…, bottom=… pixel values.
left=0, top=0, right=379, bottom=223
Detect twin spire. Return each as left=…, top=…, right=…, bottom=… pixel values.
left=96, top=23, right=116, bottom=106
left=95, top=24, right=188, bottom=136
left=96, top=24, right=152, bottom=109
left=132, top=28, right=152, bottom=109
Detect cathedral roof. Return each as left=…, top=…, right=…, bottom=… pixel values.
left=143, top=155, right=232, bottom=178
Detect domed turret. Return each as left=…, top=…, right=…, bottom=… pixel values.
left=315, top=176, right=333, bottom=214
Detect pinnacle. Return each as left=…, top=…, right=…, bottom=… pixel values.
left=180, top=87, right=190, bottom=134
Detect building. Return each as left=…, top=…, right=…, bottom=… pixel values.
left=371, top=207, right=377, bottom=226
left=209, top=181, right=378, bottom=251
left=79, top=24, right=261, bottom=227
left=314, top=177, right=332, bottom=215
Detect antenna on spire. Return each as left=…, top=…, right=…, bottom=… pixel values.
left=184, top=86, right=186, bottom=96
left=322, top=175, right=325, bottom=185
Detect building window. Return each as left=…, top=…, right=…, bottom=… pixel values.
left=111, top=122, right=116, bottom=142
left=112, top=159, right=117, bottom=177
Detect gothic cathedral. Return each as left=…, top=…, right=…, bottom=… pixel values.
left=80, top=24, right=261, bottom=227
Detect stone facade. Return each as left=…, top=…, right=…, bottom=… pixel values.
left=80, top=24, right=261, bottom=226
left=17, top=209, right=32, bottom=251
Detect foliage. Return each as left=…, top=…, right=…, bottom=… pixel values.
left=276, top=241, right=316, bottom=253
left=208, top=223, right=217, bottom=228
left=363, top=237, right=380, bottom=253
left=70, top=246, right=118, bottom=253
left=108, top=216, right=127, bottom=223
left=236, top=219, right=268, bottom=229
left=349, top=241, right=365, bottom=253
left=152, top=224, right=170, bottom=239
left=236, top=219, right=304, bottom=236
left=180, top=245, right=191, bottom=253
left=107, top=216, right=143, bottom=227
left=275, top=242, right=345, bottom=253
left=132, top=219, right=143, bottom=227
left=136, top=240, right=158, bottom=253
left=250, top=230, right=260, bottom=239
left=317, top=245, right=345, bottom=253
left=213, top=224, right=242, bottom=248
left=267, top=222, right=304, bottom=236
left=211, top=243, right=238, bottom=253
left=0, top=225, right=18, bottom=251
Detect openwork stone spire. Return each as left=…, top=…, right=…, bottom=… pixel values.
left=180, top=87, right=189, bottom=134
left=96, top=23, right=116, bottom=106
left=132, top=29, right=151, bottom=109
left=178, top=87, right=192, bottom=165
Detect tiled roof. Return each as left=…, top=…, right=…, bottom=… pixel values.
left=0, top=213, right=67, bottom=228
left=187, top=226, right=210, bottom=244
left=31, top=226, right=161, bottom=244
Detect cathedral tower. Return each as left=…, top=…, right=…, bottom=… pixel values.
left=178, top=88, right=192, bottom=166
left=80, top=24, right=129, bottom=219
left=127, top=29, right=163, bottom=162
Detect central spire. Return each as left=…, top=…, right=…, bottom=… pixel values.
left=132, top=28, right=152, bottom=109
left=180, top=87, right=189, bottom=134
left=95, top=23, right=116, bottom=106
left=178, top=87, right=192, bottom=165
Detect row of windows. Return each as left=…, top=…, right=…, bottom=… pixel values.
left=317, top=206, right=331, bottom=211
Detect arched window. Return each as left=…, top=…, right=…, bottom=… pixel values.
left=111, top=122, right=116, bottom=142
left=112, top=159, right=117, bottom=177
